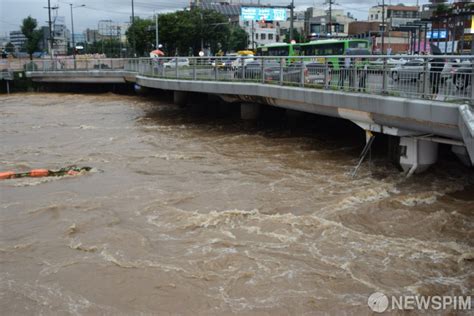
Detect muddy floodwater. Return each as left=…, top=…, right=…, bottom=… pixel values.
left=0, top=93, right=473, bottom=315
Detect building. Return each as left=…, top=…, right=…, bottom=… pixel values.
left=421, top=0, right=474, bottom=54
left=72, top=33, right=86, bottom=46
left=52, top=16, right=70, bottom=55
left=279, top=10, right=305, bottom=42
left=241, top=19, right=280, bottom=48
left=305, top=8, right=355, bottom=38
left=368, top=5, right=420, bottom=28
left=38, top=26, right=50, bottom=52
left=97, top=20, right=130, bottom=43
left=84, top=29, right=101, bottom=43
left=9, top=30, right=27, bottom=51
left=199, top=0, right=289, bottom=49
left=0, top=34, right=9, bottom=50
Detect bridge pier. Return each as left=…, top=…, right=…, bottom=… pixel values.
left=240, top=102, right=260, bottom=121
left=173, top=91, right=187, bottom=107
left=399, top=137, right=438, bottom=176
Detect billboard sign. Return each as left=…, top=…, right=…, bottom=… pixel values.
left=240, top=7, right=287, bottom=21
left=426, top=30, right=447, bottom=39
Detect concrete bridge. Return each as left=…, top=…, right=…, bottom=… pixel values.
left=24, top=56, right=474, bottom=174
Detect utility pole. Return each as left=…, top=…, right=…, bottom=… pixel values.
left=70, top=4, right=75, bottom=65
left=290, top=0, right=294, bottom=42
left=131, top=0, right=135, bottom=23
left=44, top=0, right=58, bottom=58
left=381, top=0, right=385, bottom=54
left=328, top=0, right=332, bottom=37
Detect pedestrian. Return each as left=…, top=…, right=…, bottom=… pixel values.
left=429, top=57, right=444, bottom=99
left=338, top=55, right=353, bottom=89
left=358, top=57, right=368, bottom=92
left=429, top=43, right=445, bottom=100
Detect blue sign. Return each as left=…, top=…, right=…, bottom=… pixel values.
left=426, top=30, right=447, bottom=39
left=240, top=7, right=287, bottom=22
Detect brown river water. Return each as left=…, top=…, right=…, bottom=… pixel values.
left=0, top=93, right=473, bottom=315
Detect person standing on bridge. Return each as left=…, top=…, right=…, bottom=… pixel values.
left=357, top=57, right=369, bottom=92
left=429, top=57, right=445, bottom=99
left=429, top=44, right=445, bottom=100
left=338, top=55, right=354, bottom=90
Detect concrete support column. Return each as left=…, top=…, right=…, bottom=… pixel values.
left=240, top=102, right=260, bottom=121
left=399, top=137, right=438, bottom=175
left=173, top=91, right=187, bottom=107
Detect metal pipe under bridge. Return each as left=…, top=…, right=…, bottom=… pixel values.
left=23, top=54, right=474, bottom=175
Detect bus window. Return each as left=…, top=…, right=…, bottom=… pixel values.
left=268, top=47, right=289, bottom=56
left=333, top=43, right=344, bottom=54
left=292, top=45, right=301, bottom=56
left=348, top=41, right=368, bottom=49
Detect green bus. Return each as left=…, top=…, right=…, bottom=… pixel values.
left=256, top=43, right=301, bottom=57
left=300, top=39, right=371, bottom=69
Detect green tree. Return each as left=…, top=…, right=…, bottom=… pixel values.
left=283, top=28, right=306, bottom=44
left=126, top=17, right=155, bottom=57
left=125, top=9, right=235, bottom=57
left=5, top=42, right=15, bottom=53
left=21, top=16, right=42, bottom=60
left=226, top=26, right=248, bottom=52
left=80, top=39, right=126, bottom=57
left=158, top=9, right=230, bottom=56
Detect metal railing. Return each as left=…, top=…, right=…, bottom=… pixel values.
left=26, top=55, right=474, bottom=103
left=133, top=55, right=474, bottom=103
left=18, top=58, right=133, bottom=72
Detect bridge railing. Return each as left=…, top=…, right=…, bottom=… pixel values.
left=23, top=58, right=134, bottom=72
left=25, top=55, right=473, bottom=103
left=134, top=55, right=473, bottom=103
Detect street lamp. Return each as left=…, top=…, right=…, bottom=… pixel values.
left=69, top=3, right=85, bottom=67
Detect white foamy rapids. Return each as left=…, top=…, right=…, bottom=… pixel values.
left=144, top=207, right=473, bottom=295
left=396, top=191, right=441, bottom=207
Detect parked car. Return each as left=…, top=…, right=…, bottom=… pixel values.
left=163, top=58, right=190, bottom=68
left=283, top=61, right=326, bottom=84
left=234, top=61, right=280, bottom=80
left=370, top=57, right=407, bottom=69
left=212, top=57, right=236, bottom=70
left=390, top=59, right=453, bottom=82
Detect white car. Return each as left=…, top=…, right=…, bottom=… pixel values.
left=163, top=58, right=190, bottom=68
left=390, top=59, right=453, bottom=82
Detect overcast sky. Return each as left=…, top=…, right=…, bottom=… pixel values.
left=0, top=0, right=430, bottom=36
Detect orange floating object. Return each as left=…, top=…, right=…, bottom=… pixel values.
left=29, top=169, right=50, bottom=177
left=0, top=171, right=15, bottom=179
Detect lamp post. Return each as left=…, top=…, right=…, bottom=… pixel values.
left=131, top=0, right=136, bottom=56
left=155, top=12, right=159, bottom=49
left=69, top=3, right=85, bottom=69
left=381, top=0, right=385, bottom=54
